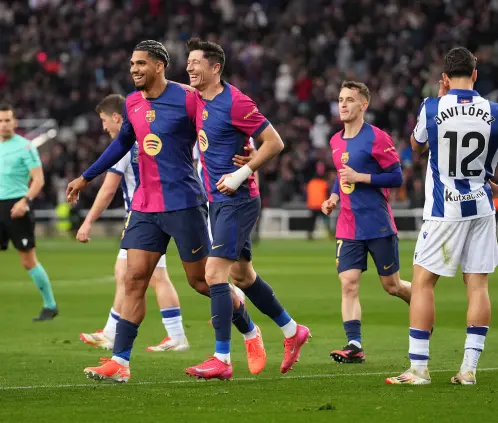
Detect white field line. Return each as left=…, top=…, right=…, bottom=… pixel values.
left=1, top=367, right=497, bottom=391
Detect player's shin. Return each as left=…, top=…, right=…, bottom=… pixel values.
left=460, top=274, right=491, bottom=376
left=112, top=318, right=139, bottom=366
left=210, top=283, right=233, bottom=364
left=28, top=262, right=57, bottom=309
left=242, top=274, right=297, bottom=338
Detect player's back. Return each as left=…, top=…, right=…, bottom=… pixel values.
left=193, top=82, right=266, bottom=202
left=124, top=82, right=206, bottom=213
left=417, top=89, right=498, bottom=221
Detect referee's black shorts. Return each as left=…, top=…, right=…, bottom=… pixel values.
left=0, top=198, right=36, bottom=251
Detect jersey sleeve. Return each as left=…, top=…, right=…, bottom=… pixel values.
left=371, top=130, right=401, bottom=171
left=412, top=100, right=428, bottom=144
left=185, top=89, right=197, bottom=125
left=109, top=151, right=131, bottom=176
left=22, top=143, right=42, bottom=170
left=231, top=93, right=270, bottom=138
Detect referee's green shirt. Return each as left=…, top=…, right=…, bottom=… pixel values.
left=0, top=134, right=42, bottom=200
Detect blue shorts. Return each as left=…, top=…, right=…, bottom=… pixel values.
left=209, top=196, right=261, bottom=261
left=336, top=235, right=400, bottom=276
left=121, top=205, right=210, bottom=262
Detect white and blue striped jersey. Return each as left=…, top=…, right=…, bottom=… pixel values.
left=108, top=142, right=139, bottom=213
left=414, top=89, right=498, bottom=221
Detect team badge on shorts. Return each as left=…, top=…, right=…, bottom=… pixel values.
left=145, top=110, right=156, bottom=122
left=341, top=152, right=349, bottom=164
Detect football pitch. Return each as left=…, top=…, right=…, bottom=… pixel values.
left=1, top=237, right=497, bottom=423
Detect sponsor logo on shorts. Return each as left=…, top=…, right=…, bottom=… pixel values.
left=383, top=263, right=394, bottom=270
left=191, top=245, right=203, bottom=254
left=212, top=244, right=224, bottom=250
left=423, top=231, right=428, bottom=239
left=444, top=188, right=485, bottom=202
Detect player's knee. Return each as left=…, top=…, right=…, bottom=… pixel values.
left=382, top=280, right=399, bottom=296
left=205, top=258, right=231, bottom=286
left=123, top=270, right=148, bottom=297
left=229, top=269, right=254, bottom=289
left=340, top=278, right=359, bottom=297
left=19, top=250, right=37, bottom=270
left=186, top=275, right=210, bottom=296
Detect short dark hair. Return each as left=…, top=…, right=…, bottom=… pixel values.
left=0, top=103, right=15, bottom=116
left=444, top=47, right=477, bottom=78
left=186, top=38, right=225, bottom=75
left=341, top=81, right=371, bottom=103
left=95, top=94, right=125, bottom=116
left=134, top=40, right=170, bottom=68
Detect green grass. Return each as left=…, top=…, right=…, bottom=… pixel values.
left=0, top=238, right=497, bottom=422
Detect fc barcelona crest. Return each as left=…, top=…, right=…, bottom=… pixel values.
left=202, top=109, right=209, bottom=120
left=341, top=152, right=349, bottom=164
left=145, top=110, right=156, bottom=123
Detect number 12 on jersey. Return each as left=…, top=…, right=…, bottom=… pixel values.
left=445, top=131, right=485, bottom=178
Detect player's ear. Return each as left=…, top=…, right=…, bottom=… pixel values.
left=442, top=73, right=450, bottom=86
left=472, top=69, right=477, bottom=83
left=112, top=113, right=122, bottom=124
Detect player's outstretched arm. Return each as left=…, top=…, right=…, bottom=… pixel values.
left=76, top=172, right=122, bottom=243
left=66, top=132, right=135, bottom=204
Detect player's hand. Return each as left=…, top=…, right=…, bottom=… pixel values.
left=232, top=146, right=256, bottom=168
left=10, top=198, right=29, bottom=219
left=66, top=176, right=89, bottom=205
left=339, top=165, right=360, bottom=184
left=438, top=80, right=449, bottom=97
left=322, top=197, right=338, bottom=215
left=76, top=222, right=92, bottom=243
left=216, top=174, right=236, bottom=195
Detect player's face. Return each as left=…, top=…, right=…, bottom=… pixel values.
left=186, top=50, right=219, bottom=90
left=99, top=112, right=121, bottom=139
left=130, top=51, right=163, bottom=90
left=0, top=110, right=17, bottom=140
left=338, top=88, right=368, bottom=123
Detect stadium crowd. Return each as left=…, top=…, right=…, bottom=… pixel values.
left=1, top=0, right=498, bottom=210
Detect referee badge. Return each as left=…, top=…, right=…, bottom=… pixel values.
left=145, top=110, right=156, bottom=123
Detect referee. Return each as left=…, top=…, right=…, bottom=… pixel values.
left=0, top=104, right=58, bottom=321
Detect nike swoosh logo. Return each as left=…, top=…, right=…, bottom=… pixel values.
left=195, top=367, right=216, bottom=372
left=135, top=106, right=142, bottom=113
left=384, top=263, right=394, bottom=270
left=212, top=244, right=224, bottom=249
left=191, top=245, right=203, bottom=254
left=333, top=148, right=339, bottom=154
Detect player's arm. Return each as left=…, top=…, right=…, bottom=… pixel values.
left=488, top=180, right=498, bottom=196
left=411, top=100, right=429, bottom=153
left=76, top=171, right=122, bottom=243
left=340, top=132, right=403, bottom=188
left=66, top=104, right=135, bottom=204
left=218, top=95, right=282, bottom=194
left=322, top=179, right=340, bottom=215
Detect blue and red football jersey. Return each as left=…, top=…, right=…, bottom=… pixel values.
left=330, top=123, right=400, bottom=240
left=194, top=82, right=268, bottom=202
left=118, top=83, right=206, bottom=212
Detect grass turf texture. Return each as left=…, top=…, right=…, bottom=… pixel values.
left=0, top=238, right=497, bottom=422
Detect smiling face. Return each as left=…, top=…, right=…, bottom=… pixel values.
left=130, top=50, right=164, bottom=91
left=338, top=87, right=369, bottom=123
left=186, top=49, right=220, bottom=90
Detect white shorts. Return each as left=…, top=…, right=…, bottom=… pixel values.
left=117, top=249, right=167, bottom=268
left=413, top=215, right=498, bottom=277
